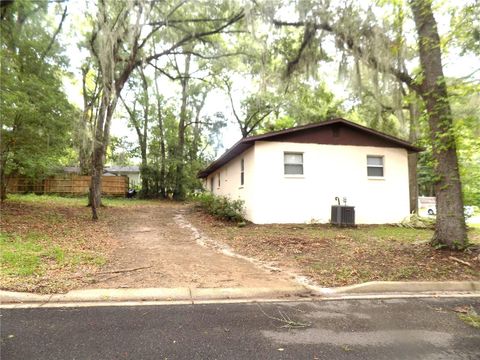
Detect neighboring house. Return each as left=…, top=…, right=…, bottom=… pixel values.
left=198, top=118, right=421, bottom=224
left=103, top=166, right=141, bottom=187
left=63, top=166, right=141, bottom=187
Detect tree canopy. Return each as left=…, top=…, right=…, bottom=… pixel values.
left=0, top=0, right=75, bottom=199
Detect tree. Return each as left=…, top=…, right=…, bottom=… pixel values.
left=224, top=79, right=275, bottom=137
left=120, top=67, right=151, bottom=196
left=76, top=61, right=101, bottom=175
left=409, top=0, right=466, bottom=248
left=270, top=0, right=469, bottom=249
left=106, top=136, right=137, bottom=167
left=0, top=0, right=74, bottom=200
left=85, top=0, right=245, bottom=218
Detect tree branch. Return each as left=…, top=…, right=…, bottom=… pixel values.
left=148, top=17, right=232, bottom=26
left=166, top=50, right=248, bottom=60
left=119, top=95, right=142, bottom=144
left=273, top=19, right=421, bottom=93
left=245, top=110, right=272, bottom=137
left=224, top=79, right=243, bottom=130
left=143, top=10, right=244, bottom=66
left=41, top=5, right=67, bottom=61
left=150, top=63, right=177, bottom=81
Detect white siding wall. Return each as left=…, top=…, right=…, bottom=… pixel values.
left=205, top=147, right=256, bottom=220
left=126, top=173, right=141, bottom=187
left=250, top=141, right=410, bottom=224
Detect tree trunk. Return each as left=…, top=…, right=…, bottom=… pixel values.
left=79, top=106, right=93, bottom=175
left=158, top=111, right=166, bottom=199
left=140, top=153, right=148, bottom=197
left=173, top=53, right=191, bottom=200
left=191, top=92, right=207, bottom=161
left=140, top=68, right=149, bottom=197
left=79, top=66, right=94, bottom=175
left=408, top=99, right=419, bottom=214
left=153, top=67, right=166, bottom=199
left=89, top=90, right=116, bottom=219
left=410, top=0, right=467, bottom=249
left=0, top=164, right=7, bottom=202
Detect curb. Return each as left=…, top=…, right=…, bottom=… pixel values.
left=0, top=286, right=308, bottom=305
left=1, top=281, right=479, bottom=306
left=190, top=286, right=309, bottom=300
left=313, top=280, right=480, bottom=296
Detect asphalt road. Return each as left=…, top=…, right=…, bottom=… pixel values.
left=1, top=297, right=479, bottom=360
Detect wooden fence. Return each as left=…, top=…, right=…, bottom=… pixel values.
left=6, top=175, right=128, bottom=196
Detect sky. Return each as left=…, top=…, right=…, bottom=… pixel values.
left=59, top=0, right=480, bottom=162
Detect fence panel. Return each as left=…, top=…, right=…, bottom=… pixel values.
left=6, top=175, right=128, bottom=197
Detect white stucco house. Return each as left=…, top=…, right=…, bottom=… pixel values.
left=198, top=118, right=421, bottom=225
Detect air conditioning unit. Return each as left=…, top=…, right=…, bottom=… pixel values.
left=331, top=205, right=355, bottom=226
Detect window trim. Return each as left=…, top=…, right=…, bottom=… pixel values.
left=284, top=152, right=304, bottom=176
left=367, top=155, right=385, bottom=178
left=240, top=158, right=245, bottom=186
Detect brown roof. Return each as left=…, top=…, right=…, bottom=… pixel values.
left=198, top=118, right=422, bottom=178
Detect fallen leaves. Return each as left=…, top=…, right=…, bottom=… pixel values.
left=0, top=200, right=115, bottom=293
left=188, top=210, right=480, bottom=287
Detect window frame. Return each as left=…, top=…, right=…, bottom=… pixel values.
left=210, top=177, right=214, bottom=192
left=284, top=152, right=304, bottom=176
left=367, top=155, right=385, bottom=178
left=240, top=158, right=245, bottom=186
left=217, top=172, right=221, bottom=188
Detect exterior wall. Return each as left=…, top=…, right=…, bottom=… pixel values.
left=249, top=141, right=410, bottom=224
left=125, top=173, right=141, bottom=187
left=205, top=147, right=256, bottom=220
left=104, top=172, right=141, bottom=187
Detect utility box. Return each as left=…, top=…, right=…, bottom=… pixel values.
left=331, top=205, right=355, bottom=226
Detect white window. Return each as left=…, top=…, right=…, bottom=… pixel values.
left=284, top=152, right=303, bottom=175
left=367, top=155, right=384, bottom=177
left=240, top=158, right=244, bottom=185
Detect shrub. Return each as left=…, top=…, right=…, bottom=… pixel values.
left=194, top=192, right=245, bottom=222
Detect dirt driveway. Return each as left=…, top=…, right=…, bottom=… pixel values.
left=91, top=202, right=296, bottom=289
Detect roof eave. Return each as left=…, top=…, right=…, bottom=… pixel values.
left=198, top=117, right=422, bottom=177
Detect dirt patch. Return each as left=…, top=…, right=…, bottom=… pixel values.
left=186, top=210, right=480, bottom=288
left=89, top=202, right=296, bottom=289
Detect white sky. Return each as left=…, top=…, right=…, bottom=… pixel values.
left=60, top=0, right=480, bottom=161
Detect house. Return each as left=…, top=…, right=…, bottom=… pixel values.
left=198, top=118, right=421, bottom=224
left=103, top=166, right=141, bottom=188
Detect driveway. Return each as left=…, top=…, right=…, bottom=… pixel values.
left=91, top=202, right=296, bottom=289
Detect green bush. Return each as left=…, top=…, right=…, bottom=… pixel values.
left=194, top=192, right=245, bottom=222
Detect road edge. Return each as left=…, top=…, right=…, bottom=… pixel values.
left=312, top=280, right=480, bottom=296
left=1, top=281, right=479, bottom=306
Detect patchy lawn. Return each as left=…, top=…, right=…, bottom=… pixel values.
left=187, top=210, right=480, bottom=287
left=0, top=194, right=150, bottom=293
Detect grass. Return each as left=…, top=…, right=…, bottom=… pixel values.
left=6, top=193, right=155, bottom=207
left=188, top=210, right=480, bottom=287
left=0, top=233, right=43, bottom=276
left=0, top=194, right=121, bottom=293
left=0, top=231, right=107, bottom=278
left=458, top=312, right=480, bottom=329
left=0, top=193, right=165, bottom=293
